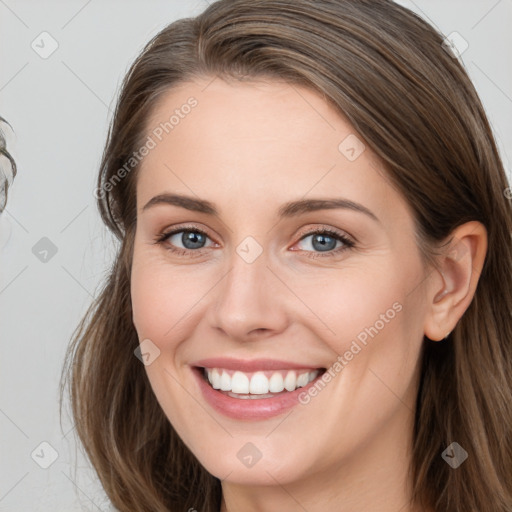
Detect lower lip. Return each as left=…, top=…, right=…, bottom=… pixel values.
left=191, top=367, right=324, bottom=421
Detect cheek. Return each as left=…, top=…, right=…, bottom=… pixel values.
left=299, top=264, right=407, bottom=349
left=130, top=258, right=206, bottom=426
left=130, top=253, right=215, bottom=347
left=131, top=262, right=171, bottom=341
left=303, top=256, right=425, bottom=399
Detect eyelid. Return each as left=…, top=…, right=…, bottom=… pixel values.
left=289, top=226, right=355, bottom=259
left=294, top=224, right=355, bottom=245
left=155, top=222, right=355, bottom=258
left=155, top=223, right=218, bottom=246
left=157, top=221, right=213, bottom=236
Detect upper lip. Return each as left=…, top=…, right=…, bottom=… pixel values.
left=192, top=357, right=325, bottom=372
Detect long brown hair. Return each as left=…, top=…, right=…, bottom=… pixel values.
left=60, top=1, right=512, bottom=510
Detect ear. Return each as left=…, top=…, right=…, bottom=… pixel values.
left=423, top=221, right=488, bottom=342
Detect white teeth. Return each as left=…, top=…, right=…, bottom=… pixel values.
left=296, top=372, right=309, bottom=388
left=268, top=372, right=284, bottom=393
left=231, top=371, right=250, bottom=394
left=249, top=371, right=269, bottom=394
left=204, top=368, right=320, bottom=395
left=210, top=369, right=221, bottom=389
left=284, top=370, right=297, bottom=392
left=220, top=370, right=231, bottom=391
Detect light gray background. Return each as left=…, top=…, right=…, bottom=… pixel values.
left=1, top=1, right=511, bottom=510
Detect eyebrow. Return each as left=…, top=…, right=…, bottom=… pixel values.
left=142, top=193, right=380, bottom=223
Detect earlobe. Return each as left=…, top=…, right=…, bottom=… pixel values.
left=423, top=221, right=488, bottom=342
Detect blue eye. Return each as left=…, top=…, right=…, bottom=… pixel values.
left=298, top=231, right=343, bottom=252
left=156, top=227, right=214, bottom=256
left=155, top=225, right=354, bottom=259
left=294, top=229, right=354, bottom=258
left=167, top=230, right=210, bottom=250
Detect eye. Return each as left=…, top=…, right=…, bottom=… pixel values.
left=154, top=225, right=216, bottom=256
left=154, top=224, right=355, bottom=259
left=292, top=228, right=355, bottom=258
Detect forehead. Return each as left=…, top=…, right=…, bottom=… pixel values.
left=141, top=77, right=362, bottom=174
left=136, top=77, right=410, bottom=228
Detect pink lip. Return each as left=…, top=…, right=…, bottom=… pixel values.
left=192, top=357, right=323, bottom=372
left=190, top=365, right=325, bottom=421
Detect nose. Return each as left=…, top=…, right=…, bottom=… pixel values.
left=207, top=245, right=290, bottom=342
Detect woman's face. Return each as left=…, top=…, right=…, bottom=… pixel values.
left=131, top=77, right=432, bottom=487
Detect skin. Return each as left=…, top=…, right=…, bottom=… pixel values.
left=130, top=76, right=487, bottom=512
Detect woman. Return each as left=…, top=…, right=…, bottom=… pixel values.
left=61, top=0, right=512, bottom=511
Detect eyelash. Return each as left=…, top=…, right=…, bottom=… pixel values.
left=153, top=224, right=355, bottom=259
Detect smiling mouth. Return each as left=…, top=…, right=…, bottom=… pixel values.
left=196, top=366, right=327, bottom=399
